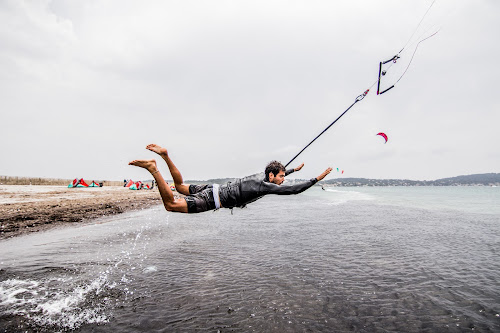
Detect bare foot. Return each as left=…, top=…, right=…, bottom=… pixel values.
left=128, top=159, right=158, bottom=173
left=146, top=144, right=168, bottom=157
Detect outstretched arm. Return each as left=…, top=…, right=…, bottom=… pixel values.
left=315, top=167, right=332, bottom=181
left=285, top=163, right=305, bottom=176
left=260, top=178, right=317, bottom=195
left=261, top=165, right=330, bottom=195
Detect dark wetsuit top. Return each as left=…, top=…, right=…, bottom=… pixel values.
left=184, top=169, right=318, bottom=213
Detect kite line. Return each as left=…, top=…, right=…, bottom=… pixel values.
left=285, top=89, right=369, bottom=168
left=285, top=1, right=439, bottom=168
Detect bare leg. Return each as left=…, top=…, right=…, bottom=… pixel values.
left=146, top=144, right=191, bottom=195
left=128, top=159, right=188, bottom=213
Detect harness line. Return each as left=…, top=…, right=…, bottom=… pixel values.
left=284, top=89, right=370, bottom=168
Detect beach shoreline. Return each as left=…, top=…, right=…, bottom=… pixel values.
left=0, top=185, right=172, bottom=239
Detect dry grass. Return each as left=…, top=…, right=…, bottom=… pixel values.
left=0, top=176, right=123, bottom=186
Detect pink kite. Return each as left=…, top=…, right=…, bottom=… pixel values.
left=377, top=132, right=388, bottom=143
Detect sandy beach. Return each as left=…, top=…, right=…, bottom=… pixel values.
left=0, top=185, right=170, bottom=239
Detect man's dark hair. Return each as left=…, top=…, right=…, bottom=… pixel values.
left=265, top=160, right=285, bottom=181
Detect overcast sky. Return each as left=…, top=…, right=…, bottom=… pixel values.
left=1, top=0, right=498, bottom=182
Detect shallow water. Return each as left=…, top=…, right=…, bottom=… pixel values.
left=1, top=187, right=499, bottom=332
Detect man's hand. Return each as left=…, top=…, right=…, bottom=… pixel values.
left=294, top=163, right=305, bottom=172
left=316, top=167, right=333, bottom=181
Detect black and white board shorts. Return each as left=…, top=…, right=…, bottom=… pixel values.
left=184, top=184, right=217, bottom=213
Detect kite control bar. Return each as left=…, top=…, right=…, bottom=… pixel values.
left=285, top=89, right=369, bottom=168
left=377, top=55, right=400, bottom=95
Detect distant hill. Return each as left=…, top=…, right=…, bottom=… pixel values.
left=432, top=173, right=500, bottom=185
left=185, top=178, right=238, bottom=185
left=321, top=173, right=500, bottom=187
left=4, top=173, right=498, bottom=187
left=185, top=173, right=500, bottom=187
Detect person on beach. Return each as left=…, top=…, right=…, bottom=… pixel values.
left=129, top=144, right=332, bottom=213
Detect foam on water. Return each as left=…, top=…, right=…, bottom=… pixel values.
left=323, top=188, right=374, bottom=205
left=142, top=266, right=158, bottom=274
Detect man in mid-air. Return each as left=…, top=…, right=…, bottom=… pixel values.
left=129, top=144, right=332, bottom=213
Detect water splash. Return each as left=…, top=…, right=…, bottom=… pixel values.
left=0, top=275, right=111, bottom=330
left=0, top=214, right=159, bottom=330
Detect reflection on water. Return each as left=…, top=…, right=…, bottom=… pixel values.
left=1, top=188, right=499, bottom=332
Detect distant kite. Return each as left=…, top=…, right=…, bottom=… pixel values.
left=377, top=132, right=388, bottom=144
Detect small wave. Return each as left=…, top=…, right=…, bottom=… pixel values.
left=143, top=266, right=158, bottom=274
left=323, top=188, right=374, bottom=205
left=323, top=188, right=343, bottom=193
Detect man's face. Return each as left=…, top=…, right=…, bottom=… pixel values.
left=269, top=170, right=286, bottom=185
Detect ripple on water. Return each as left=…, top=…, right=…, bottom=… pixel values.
left=1, top=195, right=499, bottom=332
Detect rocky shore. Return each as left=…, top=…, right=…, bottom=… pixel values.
left=0, top=185, right=171, bottom=239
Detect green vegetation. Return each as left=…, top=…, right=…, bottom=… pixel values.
left=321, top=173, right=500, bottom=187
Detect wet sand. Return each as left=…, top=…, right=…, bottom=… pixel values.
left=0, top=185, right=172, bottom=239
